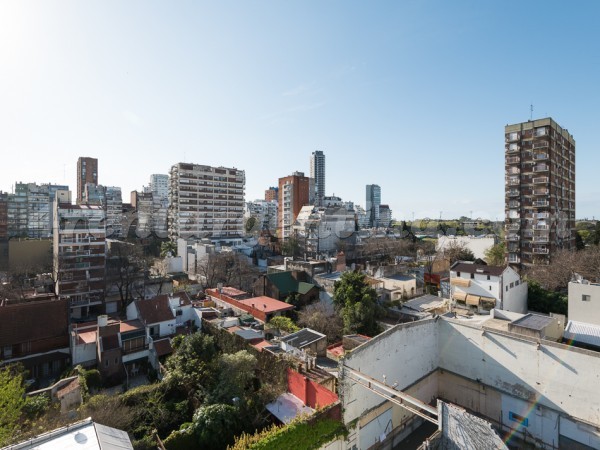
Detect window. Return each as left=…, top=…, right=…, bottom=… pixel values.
left=105, top=359, right=109, bottom=367
left=176, top=309, right=183, bottom=316
left=3, top=345, right=12, bottom=359
left=457, top=272, right=461, bottom=277
left=510, top=282, right=514, bottom=288
left=115, top=357, right=119, bottom=364
left=470, top=273, right=475, bottom=279
left=487, top=275, right=490, bottom=280
left=515, top=280, right=520, bottom=286
left=582, top=294, right=591, bottom=302
left=509, top=411, right=529, bottom=427
left=506, top=286, right=509, bottom=292
left=489, top=286, right=492, bottom=291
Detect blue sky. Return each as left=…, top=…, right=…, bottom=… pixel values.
left=1, top=1, right=599, bottom=220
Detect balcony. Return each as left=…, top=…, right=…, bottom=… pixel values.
left=508, top=254, right=520, bottom=263
left=506, top=222, right=520, bottom=231
left=533, top=200, right=549, bottom=207
left=507, top=178, right=520, bottom=186
left=533, top=165, right=549, bottom=173
left=533, top=177, right=549, bottom=184
left=508, top=189, right=520, bottom=197
left=532, top=235, right=549, bottom=243
left=508, top=201, right=520, bottom=209
left=533, top=188, right=549, bottom=196
left=533, top=247, right=549, bottom=254
left=506, top=234, right=520, bottom=241
left=506, top=156, right=520, bottom=164
left=507, top=167, right=520, bottom=175
left=506, top=143, right=520, bottom=153
left=533, top=224, right=549, bottom=230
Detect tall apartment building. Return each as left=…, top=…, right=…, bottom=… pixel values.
left=310, top=150, right=326, bottom=206
left=505, top=118, right=575, bottom=266
left=168, top=163, right=245, bottom=243
left=53, top=197, right=106, bottom=319
left=6, top=183, right=69, bottom=238
left=379, top=204, right=392, bottom=228
left=366, top=184, right=381, bottom=228
left=0, top=192, right=8, bottom=240
left=245, top=200, right=278, bottom=233
left=105, top=187, right=123, bottom=238
left=278, top=171, right=310, bottom=240
left=149, top=174, right=169, bottom=199
left=265, top=186, right=278, bottom=202
left=77, top=157, right=98, bottom=204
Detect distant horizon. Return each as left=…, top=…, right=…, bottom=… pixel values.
left=2, top=2, right=599, bottom=219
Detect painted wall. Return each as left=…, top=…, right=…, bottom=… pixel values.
left=569, top=281, right=600, bottom=326
left=287, top=368, right=338, bottom=409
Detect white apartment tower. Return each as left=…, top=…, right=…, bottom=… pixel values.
left=168, top=163, right=245, bottom=243
left=310, top=150, right=326, bottom=207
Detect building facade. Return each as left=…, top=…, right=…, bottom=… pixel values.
left=149, top=174, right=169, bottom=199
left=505, top=118, right=575, bottom=267
left=379, top=204, right=392, bottom=228
left=245, top=200, right=278, bottom=233
left=53, top=199, right=106, bottom=319
left=0, top=192, right=7, bottom=240
left=265, top=186, right=278, bottom=202
left=310, top=150, right=326, bottom=207
left=366, top=184, right=381, bottom=228
left=278, top=171, right=311, bottom=240
left=168, top=163, right=245, bottom=243
left=76, top=157, right=98, bottom=205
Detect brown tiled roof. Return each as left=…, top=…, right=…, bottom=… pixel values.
left=153, top=338, right=173, bottom=357
left=135, top=296, right=175, bottom=325
left=238, top=296, right=295, bottom=314
left=120, top=319, right=144, bottom=333
left=57, top=378, right=80, bottom=398
left=450, top=262, right=505, bottom=277
left=0, top=298, right=69, bottom=346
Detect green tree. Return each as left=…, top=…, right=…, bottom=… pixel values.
left=575, top=232, right=586, bottom=251
left=193, top=404, right=243, bottom=450
left=161, top=241, right=177, bottom=257
left=333, top=271, right=382, bottom=336
left=268, top=316, right=299, bottom=334
left=209, top=350, right=257, bottom=404
left=0, top=366, right=26, bottom=445
left=484, top=242, right=506, bottom=266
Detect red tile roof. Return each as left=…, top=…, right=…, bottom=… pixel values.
left=153, top=338, right=173, bottom=357
left=76, top=330, right=97, bottom=345
left=120, top=320, right=144, bottom=333
left=252, top=339, right=272, bottom=351
left=135, top=296, right=175, bottom=325
left=238, top=296, right=295, bottom=314
left=0, top=298, right=69, bottom=347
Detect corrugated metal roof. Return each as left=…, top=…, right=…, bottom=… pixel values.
left=564, top=320, right=600, bottom=348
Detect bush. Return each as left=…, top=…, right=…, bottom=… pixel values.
left=164, top=426, right=196, bottom=450
left=22, top=394, right=50, bottom=419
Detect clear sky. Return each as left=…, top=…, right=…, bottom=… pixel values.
left=1, top=1, right=599, bottom=220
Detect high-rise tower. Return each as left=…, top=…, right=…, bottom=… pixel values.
left=505, top=118, right=575, bottom=267
left=366, top=184, right=381, bottom=228
left=310, top=150, right=325, bottom=207
left=77, top=157, right=98, bottom=204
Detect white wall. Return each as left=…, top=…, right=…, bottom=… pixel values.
left=569, top=282, right=600, bottom=325
left=437, top=235, right=496, bottom=260
left=71, top=340, right=96, bottom=366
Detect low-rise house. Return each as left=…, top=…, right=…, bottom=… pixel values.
left=280, top=328, right=327, bottom=357
left=378, top=274, right=419, bottom=301
left=0, top=298, right=70, bottom=384
left=206, top=287, right=295, bottom=323
left=449, top=261, right=527, bottom=314
left=253, top=270, right=319, bottom=305
left=126, top=292, right=198, bottom=339
left=389, top=294, right=449, bottom=322
left=564, top=278, right=600, bottom=350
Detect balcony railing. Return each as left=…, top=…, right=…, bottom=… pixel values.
left=533, top=165, right=549, bottom=172
left=508, top=254, right=520, bottom=263
left=533, top=200, right=549, bottom=207
left=506, top=234, right=520, bottom=241
left=508, top=189, right=520, bottom=197
left=533, top=247, right=549, bottom=254
left=506, top=156, right=520, bottom=164
left=533, top=224, right=549, bottom=230
left=533, top=177, right=549, bottom=184
left=533, top=189, right=549, bottom=195
left=532, top=236, right=549, bottom=243
left=506, top=223, right=520, bottom=231
left=534, top=153, right=549, bottom=160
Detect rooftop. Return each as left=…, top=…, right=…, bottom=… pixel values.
left=266, top=392, right=314, bottom=424
left=238, top=296, right=295, bottom=314
left=450, top=262, right=505, bottom=277
left=510, top=313, right=554, bottom=331
left=402, top=294, right=446, bottom=312
left=564, top=320, right=600, bottom=349
left=280, top=328, right=326, bottom=348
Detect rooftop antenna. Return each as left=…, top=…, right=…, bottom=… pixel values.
left=530, top=103, right=534, bottom=121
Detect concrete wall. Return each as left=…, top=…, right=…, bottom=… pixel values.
left=341, top=319, right=439, bottom=425
left=569, top=282, right=600, bottom=326
left=437, top=235, right=496, bottom=260
left=438, top=319, right=600, bottom=446
left=287, top=368, right=338, bottom=409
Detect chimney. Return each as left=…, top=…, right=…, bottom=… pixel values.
left=98, top=315, right=108, bottom=327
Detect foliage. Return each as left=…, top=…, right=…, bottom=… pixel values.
left=105, top=240, right=150, bottom=311
left=164, top=425, right=196, bottom=450
left=297, top=302, right=343, bottom=342
left=80, top=394, right=134, bottom=432
left=161, top=241, right=178, bottom=257
left=268, top=316, right=299, bottom=334
left=195, top=252, right=259, bottom=292
left=0, top=365, right=26, bottom=445
left=208, top=350, right=257, bottom=404
left=229, top=417, right=346, bottom=450
left=193, top=404, right=244, bottom=450
left=164, top=333, right=218, bottom=397
left=442, top=241, right=475, bottom=265
left=527, top=280, right=568, bottom=315
left=22, top=394, right=50, bottom=420
left=281, top=236, right=301, bottom=258
left=333, top=271, right=382, bottom=336
left=575, top=232, right=586, bottom=250
left=484, top=242, right=506, bottom=266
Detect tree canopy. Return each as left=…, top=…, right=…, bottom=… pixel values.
left=333, top=271, right=382, bottom=336
left=0, top=366, right=25, bottom=446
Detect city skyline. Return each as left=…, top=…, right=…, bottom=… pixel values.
left=2, top=2, right=600, bottom=219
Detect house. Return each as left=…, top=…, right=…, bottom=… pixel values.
left=280, top=328, right=327, bottom=357
left=126, top=292, right=199, bottom=339
left=0, top=298, right=70, bottom=384
left=389, top=294, right=449, bottom=322
left=7, top=417, right=133, bottom=449
left=206, top=287, right=295, bottom=323
left=253, top=270, right=319, bottom=306
left=449, top=261, right=527, bottom=314
left=377, top=274, right=419, bottom=302
left=564, top=278, right=600, bottom=350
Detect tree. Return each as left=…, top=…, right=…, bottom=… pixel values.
left=208, top=350, right=257, bottom=404
left=105, top=241, right=150, bottom=311
left=160, top=241, right=177, bottom=257
left=195, top=253, right=259, bottom=292
left=575, top=232, right=586, bottom=251
left=0, top=365, right=26, bottom=446
left=442, top=241, right=475, bottom=265
left=297, top=302, right=343, bottom=342
left=268, top=316, right=300, bottom=334
left=484, top=242, right=506, bottom=266
left=333, top=271, right=382, bottom=336
left=193, top=404, right=243, bottom=450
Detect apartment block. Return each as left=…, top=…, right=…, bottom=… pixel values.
left=265, top=186, right=278, bottom=202
left=53, top=198, right=106, bottom=319
left=77, top=157, right=98, bottom=204
left=366, top=184, right=381, bottom=228
left=505, top=118, right=575, bottom=266
left=278, top=171, right=310, bottom=240
left=149, top=174, right=169, bottom=199
left=310, top=150, right=326, bottom=206
left=245, top=199, right=278, bottom=233
left=168, top=163, right=245, bottom=243
left=0, top=192, right=8, bottom=240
